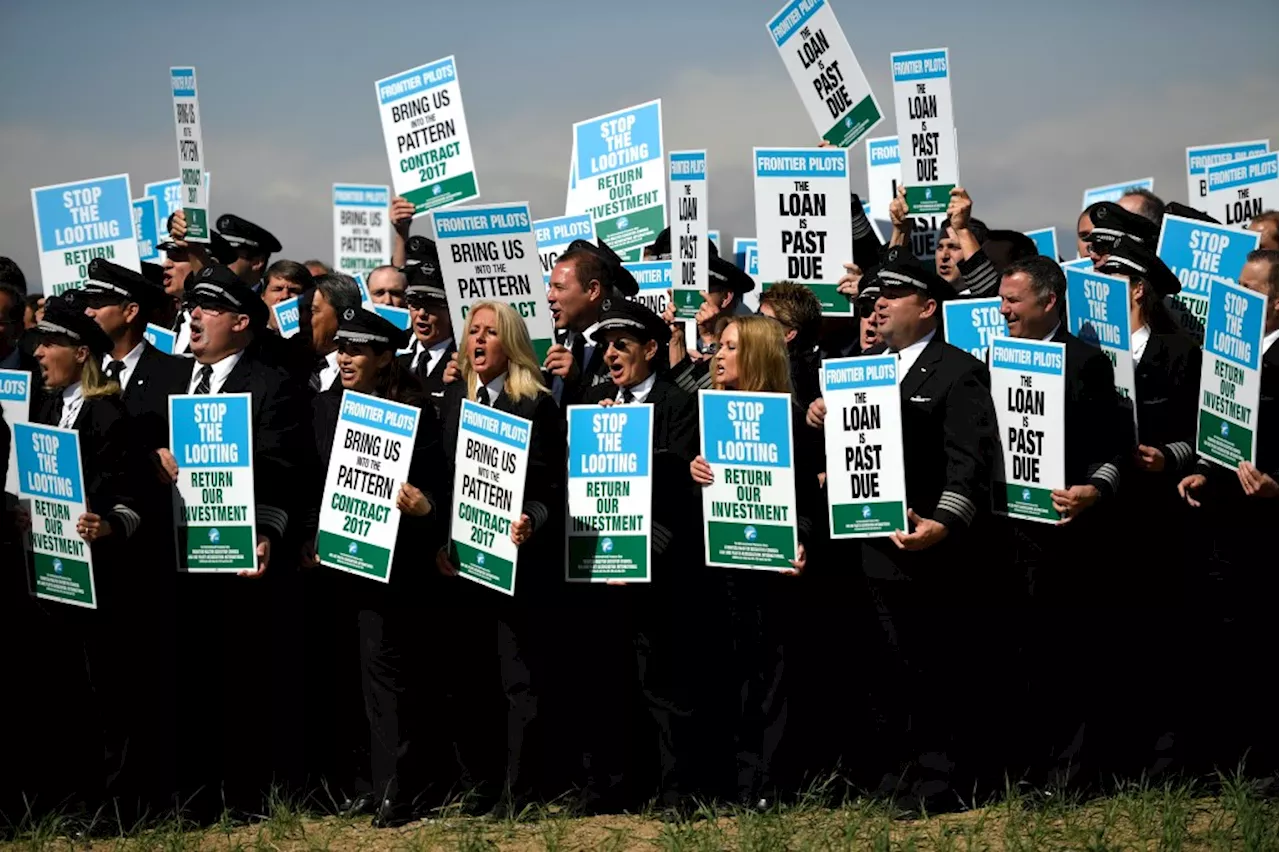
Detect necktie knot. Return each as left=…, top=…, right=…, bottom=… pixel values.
left=476, top=385, right=490, bottom=407
left=105, top=360, right=126, bottom=382
left=622, top=387, right=635, bottom=403
left=194, top=364, right=214, bottom=395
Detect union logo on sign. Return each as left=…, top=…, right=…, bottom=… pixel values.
left=209, top=528, right=220, bottom=543
left=601, top=537, right=614, bottom=553
left=348, top=541, right=359, bottom=555
left=744, top=525, right=758, bottom=542
left=925, top=188, right=933, bottom=200
left=1022, top=488, right=1031, bottom=502
left=861, top=505, right=872, bottom=519
left=432, top=184, right=442, bottom=196
left=53, top=559, right=63, bottom=574
left=477, top=552, right=486, bottom=565
left=845, top=117, right=853, bottom=128
left=1220, top=421, right=1230, bottom=437
left=617, top=217, right=630, bottom=229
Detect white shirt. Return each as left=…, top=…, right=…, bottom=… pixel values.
left=476, top=372, right=506, bottom=405
left=58, top=382, right=85, bottom=429
left=1041, top=323, right=1061, bottom=342
left=1264, top=328, right=1280, bottom=357
left=412, top=337, right=454, bottom=375
left=175, top=309, right=193, bottom=357
left=102, top=341, right=146, bottom=390
left=1131, top=324, right=1151, bottom=363
left=893, top=328, right=936, bottom=383
left=188, top=350, right=244, bottom=395
left=616, top=372, right=657, bottom=403
left=575, top=324, right=600, bottom=371
left=318, top=350, right=341, bottom=391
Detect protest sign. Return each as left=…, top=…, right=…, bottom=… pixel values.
left=31, top=174, right=140, bottom=297
left=1205, top=152, right=1279, bottom=229
left=15, top=423, right=95, bottom=608
left=669, top=150, right=707, bottom=319
left=698, top=389, right=798, bottom=570
left=1025, top=227, right=1058, bottom=260
left=433, top=202, right=556, bottom=361
left=132, top=196, right=161, bottom=262
left=754, top=147, right=853, bottom=315
left=943, top=297, right=1007, bottom=362
left=1157, top=214, right=1260, bottom=344
left=733, top=237, right=762, bottom=314
left=1061, top=257, right=1093, bottom=272
left=990, top=338, right=1066, bottom=523
left=374, top=304, right=412, bottom=331
left=768, top=0, right=883, bottom=148
left=566, top=404, right=652, bottom=582
left=271, top=296, right=302, bottom=338
left=1081, top=177, right=1154, bottom=209
left=145, top=173, right=210, bottom=223
left=1186, top=140, right=1269, bottom=207
left=865, top=135, right=900, bottom=241
left=169, top=394, right=257, bottom=572
left=708, top=230, right=721, bottom=253
left=623, top=260, right=673, bottom=318
left=144, top=324, right=177, bottom=354
left=375, top=56, right=479, bottom=216
left=820, top=356, right=907, bottom=537
left=0, top=370, right=31, bottom=496
left=333, top=184, right=391, bottom=277
left=890, top=49, right=957, bottom=215
left=170, top=67, right=209, bottom=242
left=1064, top=267, right=1136, bottom=420
left=534, top=213, right=594, bottom=283
left=1196, top=280, right=1266, bottom=469
left=569, top=99, right=666, bottom=262
left=317, top=390, right=419, bottom=582
left=451, top=399, right=531, bottom=596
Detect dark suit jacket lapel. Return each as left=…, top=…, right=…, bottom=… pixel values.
left=898, top=337, right=945, bottom=401
left=124, top=342, right=155, bottom=400
left=219, top=352, right=254, bottom=395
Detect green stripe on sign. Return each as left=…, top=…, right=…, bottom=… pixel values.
left=674, top=289, right=702, bottom=318
left=596, top=205, right=666, bottom=262
left=185, top=208, right=209, bottom=241
left=567, top=533, right=648, bottom=581
left=823, top=95, right=882, bottom=149
left=404, top=172, right=479, bottom=215
left=33, top=553, right=94, bottom=606
left=316, top=530, right=391, bottom=581
left=904, top=185, right=955, bottom=216
left=707, top=521, right=793, bottom=569
left=1197, top=410, right=1252, bottom=466
left=831, top=501, right=904, bottom=536
left=763, top=281, right=850, bottom=316
left=185, top=525, right=256, bottom=571
left=993, top=483, right=1057, bottom=522
left=454, top=540, right=515, bottom=595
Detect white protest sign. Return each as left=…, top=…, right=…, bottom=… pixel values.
left=754, top=147, right=853, bottom=316
left=375, top=56, right=479, bottom=216
left=865, top=135, right=900, bottom=240
left=333, top=184, right=391, bottom=277
left=271, top=296, right=302, bottom=338
left=1081, top=178, right=1154, bottom=210
left=374, top=304, right=412, bottom=331
left=169, top=393, right=257, bottom=572
left=144, top=324, right=177, bottom=354
left=16, top=423, right=96, bottom=608
left=1025, top=227, right=1059, bottom=260
left=566, top=404, right=653, bottom=582
left=767, top=0, right=883, bottom=148
left=1186, top=140, right=1269, bottom=208
left=31, top=174, right=140, bottom=297
left=708, top=230, right=722, bottom=253
left=170, top=66, right=209, bottom=242
left=1196, top=280, right=1267, bottom=469
left=317, top=391, right=419, bottom=583
left=990, top=338, right=1066, bottom=524
left=1157, top=214, right=1261, bottom=344
left=733, top=237, right=762, bottom=314
left=820, top=356, right=907, bottom=537
left=534, top=213, right=594, bottom=284
left=145, top=173, right=210, bottom=223
left=698, top=389, right=799, bottom=571
left=1205, top=152, right=1279, bottom=229
left=451, top=399, right=531, bottom=596
left=568, top=99, right=666, bottom=262
left=0, top=370, right=32, bottom=497
left=1064, top=267, right=1137, bottom=429
left=433, top=202, right=556, bottom=362
left=890, top=48, right=958, bottom=216
left=669, top=150, right=707, bottom=320
left=942, top=297, right=1007, bottom=363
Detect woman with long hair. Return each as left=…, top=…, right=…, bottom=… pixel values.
left=436, top=301, right=566, bottom=816
left=307, top=307, right=449, bottom=827
left=688, top=313, right=822, bottom=809
left=28, top=291, right=146, bottom=821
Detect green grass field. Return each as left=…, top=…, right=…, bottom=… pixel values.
left=2, top=774, right=1275, bottom=852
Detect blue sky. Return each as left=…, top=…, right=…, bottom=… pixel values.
left=2, top=0, right=1277, bottom=286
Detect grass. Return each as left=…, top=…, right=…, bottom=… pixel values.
left=0, top=773, right=1274, bottom=852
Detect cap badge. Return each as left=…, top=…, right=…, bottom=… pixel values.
left=342, top=307, right=356, bottom=321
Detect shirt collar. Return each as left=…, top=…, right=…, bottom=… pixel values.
left=891, top=327, right=936, bottom=357
left=619, top=372, right=657, bottom=402
left=429, top=336, right=454, bottom=355
left=324, top=349, right=339, bottom=369
left=1042, top=323, right=1061, bottom=342
left=62, top=381, right=84, bottom=404
left=1131, top=324, right=1151, bottom=361
left=578, top=323, right=601, bottom=346
left=199, top=350, right=244, bottom=387
left=1264, top=328, right=1280, bottom=355
left=481, top=372, right=506, bottom=401
left=104, top=340, right=146, bottom=371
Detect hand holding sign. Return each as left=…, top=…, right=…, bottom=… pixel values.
left=1237, top=462, right=1278, bottom=498
left=390, top=196, right=415, bottom=235
left=155, top=448, right=179, bottom=483
left=782, top=542, right=807, bottom=577
left=889, top=508, right=949, bottom=551
left=239, top=535, right=269, bottom=579
left=889, top=186, right=911, bottom=244
left=76, top=512, right=112, bottom=543
left=510, top=514, right=532, bottom=546
left=1051, top=484, right=1100, bottom=523
left=690, top=455, right=714, bottom=485
left=946, top=187, right=972, bottom=231
left=805, top=397, right=827, bottom=430
left=542, top=344, right=580, bottom=381
left=396, top=482, right=431, bottom=517
left=1134, top=444, right=1166, bottom=473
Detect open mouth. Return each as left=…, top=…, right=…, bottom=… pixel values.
left=339, top=366, right=356, bottom=381
left=472, top=347, right=486, bottom=363
left=608, top=362, right=624, bottom=376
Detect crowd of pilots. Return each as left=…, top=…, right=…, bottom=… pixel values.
left=0, top=183, right=1275, bottom=830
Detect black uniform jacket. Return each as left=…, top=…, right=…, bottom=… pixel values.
left=1134, top=328, right=1202, bottom=474
left=397, top=339, right=457, bottom=416
left=119, top=341, right=190, bottom=451
left=440, top=380, right=567, bottom=600
left=1052, top=325, right=1124, bottom=498
left=555, top=329, right=613, bottom=409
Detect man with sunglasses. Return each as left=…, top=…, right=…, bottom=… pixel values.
left=398, top=257, right=455, bottom=415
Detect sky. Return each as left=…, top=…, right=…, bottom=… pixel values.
left=2, top=0, right=1278, bottom=289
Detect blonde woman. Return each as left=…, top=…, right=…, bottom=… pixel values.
left=435, top=301, right=566, bottom=816
left=688, top=314, right=823, bottom=810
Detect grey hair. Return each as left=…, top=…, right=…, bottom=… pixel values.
left=1001, top=256, right=1065, bottom=307
left=313, top=272, right=363, bottom=312
left=1119, top=188, right=1165, bottom=225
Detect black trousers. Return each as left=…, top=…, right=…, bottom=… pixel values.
left=357, top=606, right=426, bottom=808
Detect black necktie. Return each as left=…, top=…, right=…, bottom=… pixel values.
left=415, top=347, right=434, bottom=384
left=309, top=355, right=327, bottom=392
left=193, top=364, right=213, bottom=395
left=571, top=333, right=586, bottom=372
left=476, top=385, right=490, bottom=407
left=48, top=392, right=64, bottom=426
left=171, top=311, right=186, bottom=333
left=622, top=387, right=635, bottom=403
left=105, top=360, right=125, bottom=383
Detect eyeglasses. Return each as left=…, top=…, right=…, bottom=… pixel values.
left=602, top=337, right=640, bottom=352
left=856, top=300, right=876, bottom=318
